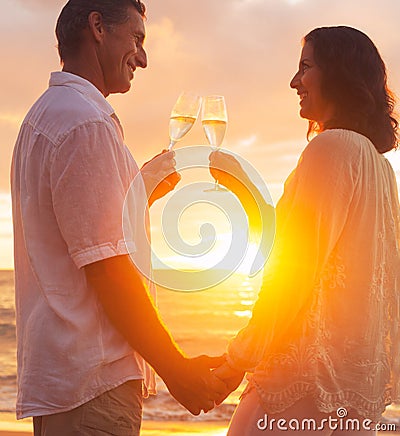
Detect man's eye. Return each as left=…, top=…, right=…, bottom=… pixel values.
left=302, top=64, right=310, bottom=72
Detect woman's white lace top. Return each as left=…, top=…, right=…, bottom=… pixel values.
left=227, top=129, right=400, bottom=420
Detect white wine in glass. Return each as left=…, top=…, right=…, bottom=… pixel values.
left=202, top=95, right=228, bottom=191
left=168, top=92, right=202, bottom=150
left=203, top=120, right=227, bottom=148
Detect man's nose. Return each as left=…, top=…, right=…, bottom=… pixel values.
left=136, top=47, right=147, bottom=69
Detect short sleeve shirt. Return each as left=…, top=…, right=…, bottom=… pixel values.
left=11, top=72, right=156, bottom=419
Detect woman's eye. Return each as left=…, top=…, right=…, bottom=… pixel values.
left=302, top=64, right=310, bottom=72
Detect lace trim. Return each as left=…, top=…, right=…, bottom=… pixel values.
left=247, top=378, right=395, bottom=421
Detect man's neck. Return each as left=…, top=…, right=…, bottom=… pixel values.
left=62, top=56, right=108, bottom=97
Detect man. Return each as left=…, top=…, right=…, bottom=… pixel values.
left=11, top=1, right=226, bottom=434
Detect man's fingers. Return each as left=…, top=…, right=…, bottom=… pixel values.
left=143, top=149, right=176, bottom=172
left=186, top=404, right=201, bottom=416
left=206, top=374, right=229, bottom=396
left=212, top=362, right=237, bottom=379
left=215, top=392, right=230, bottom=406
left=182, top=398, right=214, bottom=416
left=201, top=400, right=216, bottom=414
left=183, top=374, right=226, bottom=406
left=146, top=172, right=180, bottom=191
left=161, top=158, right=176, bottom=171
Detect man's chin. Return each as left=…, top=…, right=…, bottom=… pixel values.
left=111, top=82, right=132, bottom=95
left=120, top=85, right=132, bottom=94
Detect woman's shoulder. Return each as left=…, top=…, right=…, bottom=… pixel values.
left=298, top=129, right=367, bottom=177
left=305, top=129, right=367, bottom=160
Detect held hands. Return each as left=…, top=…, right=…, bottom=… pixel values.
left=163, top=354, right=245, bottom=415
left=162, top=354, right=228, bottom=415
left=141, top=150, right=181, bottom=206
left=212, top=362, right=245, bottom=405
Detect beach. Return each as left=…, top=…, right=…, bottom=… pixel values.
left=2, top=267, right=400, bottom=435
left=0, top=421, right=229, bottom=435
left=0, top=413, right=229, bottom=435
left=0, top=270, right=251, bottom=435
left=0, top=424, right=229, bottom=436
left=1, top=415, right=400, bottom=436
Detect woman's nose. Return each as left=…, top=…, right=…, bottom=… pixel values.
left=290, top=71, right=300, bottom=89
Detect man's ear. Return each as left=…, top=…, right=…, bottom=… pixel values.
left=88, top=11, right=105, bottom=43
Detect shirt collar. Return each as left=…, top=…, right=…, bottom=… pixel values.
left=49, top=71, right=115, bottom=117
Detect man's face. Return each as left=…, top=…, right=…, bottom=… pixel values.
left=99, top=6, right=147, bottom=96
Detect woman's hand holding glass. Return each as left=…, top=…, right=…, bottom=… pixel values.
left=201, top=95, right=228, bottom=191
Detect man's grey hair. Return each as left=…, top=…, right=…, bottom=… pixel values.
left=55, top=0, right=146, bottom=62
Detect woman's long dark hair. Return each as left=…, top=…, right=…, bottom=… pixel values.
left=304, top=26, right=398, bottom=153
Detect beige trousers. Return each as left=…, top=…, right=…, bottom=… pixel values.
left=33, top=380, right=143, bottom=436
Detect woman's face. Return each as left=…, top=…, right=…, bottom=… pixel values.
left=290, top=42, right=335, bottom=127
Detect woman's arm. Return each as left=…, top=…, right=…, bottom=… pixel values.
left=222, top=131, right=361, bottom=372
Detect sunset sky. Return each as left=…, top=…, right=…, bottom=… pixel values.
left=1, top=0, right=400, bottom=270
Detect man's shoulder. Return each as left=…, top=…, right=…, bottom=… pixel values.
left=25, top=85, right=110, bottom=145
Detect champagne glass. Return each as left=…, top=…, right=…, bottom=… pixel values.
left=168, top=92, right=202, bottom=150
left=202, top=95, right=228, bottom=192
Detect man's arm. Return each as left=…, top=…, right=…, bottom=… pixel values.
left=141, top=150, right=181, bottom=207
left=84, top=254, right=226, bottom=415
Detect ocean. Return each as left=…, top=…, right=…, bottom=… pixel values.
left=0, top=269, right=260, bottom=423
left=2, top=269, right=400, bottom=429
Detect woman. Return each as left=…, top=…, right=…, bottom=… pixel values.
left=211, top=26, right=400, bottom=435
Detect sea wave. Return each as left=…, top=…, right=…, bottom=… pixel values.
left=0, top=322, right=16, bottom=344
left=0, top=374, right=16, bottom=383
left=0, top=380, right=17, bottom=413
